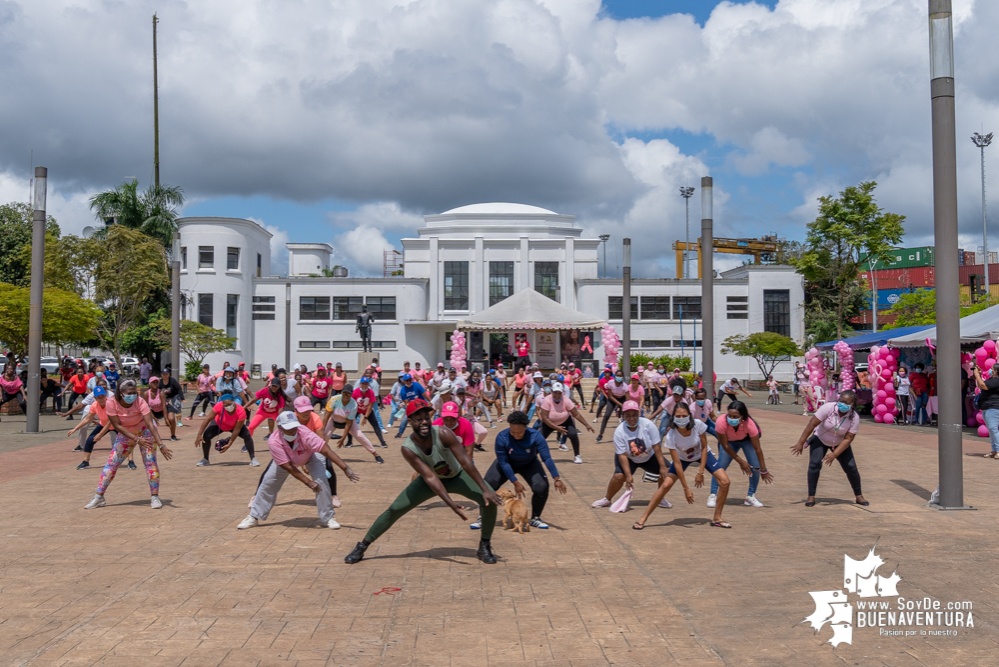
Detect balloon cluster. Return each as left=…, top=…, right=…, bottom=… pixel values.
left=834, top=341, right=855, bottom=391
left=970, top=340, right=999, bottom=436
left=449, top=330, right=467, bottom=372
left=868, top=345, right=900, bottom=424
left=601, top=324, right=620, bottom=371
left=804, top=347, right=828, bottom=400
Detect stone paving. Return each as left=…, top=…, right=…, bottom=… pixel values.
left=0, top=401, right=997, bottom=666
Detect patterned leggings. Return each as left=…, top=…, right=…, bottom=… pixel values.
left=96, top=427, right=160, bottom=496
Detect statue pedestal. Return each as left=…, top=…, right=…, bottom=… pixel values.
left=357, top=352, right=380, bottom=372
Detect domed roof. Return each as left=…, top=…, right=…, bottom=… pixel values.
left=440, top=202, right=558, bottom=216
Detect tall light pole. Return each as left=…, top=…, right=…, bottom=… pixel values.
left=171, top=232, right=181, bottom=379
left=26, top=167, right=46, bottom=433
left=701, top=177, right=714, bottom=396
left=599, top=234, right=610, bottom=279
left=153, top=14, right=160, bottom=188
left=622, top=238, right=631, bottom=379
left=972, top=131, right=993, bottom=298
left=928, top=0, right=967, bottom=509
left=680, top=187, right=695, bottom=278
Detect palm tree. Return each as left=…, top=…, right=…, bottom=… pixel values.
left=88, top=179, right=185, bottom=248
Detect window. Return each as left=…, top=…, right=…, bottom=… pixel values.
left=333, top=296, right=364, bottom=321
left=489, top=261, right=515, bottom=306
left=299, top=341, right=331, bottom=349
left=226, top=294, right=238, bottom=340
left=198, top=294, right=213, bottom=327
left=534, top=262, right=559, bottom=300
left=640, top=296, right=670, bottom=320
left=252, top=296, right=275, bottom=321
left=444, top=261, right=469, bottom=310
left=300, top=296, right=331, bottom=320
left=673, top=296, right=702, bottom=320
left=227, top=247, right=240, bottom=270
left=764, top=289, right=791, bottom=337
left=608, top=296, right=638, bottom=320
left=727, top=295, right=749, bottom=320
left=673, top=339, right=703, bottom=348
left=256, top=252, right=262, bottom=278
left=641, top=340, right=672, bottom=348
left=181, top=247, right=187, bottom=270
left=332, top=341, right=397, bottom=349
left=198, top=246, right=214, bottom=269
left=366, top=296, right=396, bottom=320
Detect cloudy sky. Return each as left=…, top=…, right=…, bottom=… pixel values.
left=1, top=0, right=997, bottom=276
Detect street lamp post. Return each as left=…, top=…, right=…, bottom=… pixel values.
left=972, top=132, right=993, bottom=298
left=680, top=187, right=695, bottom=278
left=26, top=167, right=47, bottom=433
left=928, top=0, right=968, bottom=509
left=701, top=177, right=714, bottom=397
left=599, top=234, right=610, bottom=279
left=622, top=238, right=631, bottom=379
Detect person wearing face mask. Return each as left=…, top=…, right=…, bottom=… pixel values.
left=538, top=383, right=594, bottom=464
left=193, top=394, right=258, bottom=466
left=310, top=365, right=333, bottom=409
left=690, top=388, right=718, bottom=438
left=707, top=401, right=774, bottom=509
left=65, top=364, right=92, bottom=416
left=649, top=379, right=693, bottom=438
left=633, top=402, right=733, bottom=529
left=248, top=378, right=287, bottom=436
left=596, top=371, right=629, bottom=442
left=239, top=411, right=360, bottom=531
left=790, top=390, right=867, bottom=507
left=160, top=367, right=186, bottom=440
left=323, top=385, right=385, bottom=464
left=591, top=401, right=670, bottom=510
left=591, top=366, right=614, bottom=417
left=84, top=380, right=174, bottom=510
left=67, top=385, right=113, bottom=470
left=642, top=362, right=660, bottom=410
left=894, top=366, right=912, bottom=424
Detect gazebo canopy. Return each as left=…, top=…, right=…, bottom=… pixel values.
left=457, top=288, right=606, bottom=331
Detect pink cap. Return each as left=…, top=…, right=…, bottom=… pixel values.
left=293, top=396, right=313, bottom=412
left=441, top=401, right=460, bottom=418
left=622, top=400, right=641, bottom=412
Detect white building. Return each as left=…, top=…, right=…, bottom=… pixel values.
left=177, top=204, right=804, bottom=379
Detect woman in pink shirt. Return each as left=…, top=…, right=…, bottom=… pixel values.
left=709, top=401, right=773, bottom=510
left=626, top=374, right=646, bottom=413
left=249, top=379, right=286, bottom=436
left=538, top=383, right=594, bottom=464
left=84, top=380, right=173, bottom=510
left=433, top=401, right=476, bottom=457
left=790, top=389, right=867, bottom=507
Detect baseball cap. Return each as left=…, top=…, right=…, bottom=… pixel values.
left=149, top=376, right=160, bottom=384
left=405, top=398, right=432, bottom=417
left=223, top=367, right=235, bottom=375
left=622, top=400, right=640, bottom=412
left=631, top=373, right=640, bottom=380
left=359, top=377, right=370, bottom=384
left=269, top=378, right=281, bottom=386
left=276, top=411, right=300, bottom=431
left=551, top=382, right=564, bottom=393
left=441, top=401, right=460, bottom=418
left=438, top=380, right=454, bottom=393
left=93, top=386, right=107, bottom=397
left=316, top=364, right=325, bottom=370
left=402, top=373, right=412, bottom=381
left=335, top=362, right=342, bottom=367
left=219, top=393, right=235, bottom=401
left=238, top=362, right=245, bottom=367
left=293, top=396, right=312, bottom=412
left=533, top=371, right=543, bottom=378
left=437, top=362, right=445, bottom=367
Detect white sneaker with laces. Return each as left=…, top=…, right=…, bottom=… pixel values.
left=199, top=412, right=205, bottom=417
left=249, top=458, right=260, bottom=467
left=150, top=496, right=163, bottom=509
left=237, top=515, right=258, bottom=529
left=196, top=458, right=210, bottom=466
left=529, top=517, right=549, bottom=529
left=706, top=493, right=717, bottom=508
left=658, top=498, right=672, bottom=508
left=744, top=494, right=764, bottom=508
left=573, top=455, right=583, bottom=464
left=591, top=497, right=611, bottom=508
left=84, top=494, right=106, bottom=509
left=327, top=517, right=341, bottom=529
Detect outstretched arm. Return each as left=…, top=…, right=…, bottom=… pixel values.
left=441, top=425, right=502, bottom=507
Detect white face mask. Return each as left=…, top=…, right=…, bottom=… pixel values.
left=282, top=432, right=297, bottom=442
left=224, top=404, right=236, bottom=413
left=673, top=416, right=691, bottom=428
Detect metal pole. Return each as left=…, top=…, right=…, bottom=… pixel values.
left=680, top=187, right=694, bottom=279
left=171, top=232, right=181, bottom=379
left=153, top=14, right=160, bottom=187
left=871, top=259, right=878, bottom=331
left=972, top=132, right=993, bottom=298
left=701, top=177, right=714, bottom=400
left=599, top=234, right=610, bottom=280
left=26, top=167, right=46, bottom=433
left=622, top=238, right=631, bottom=379
left=928, top=0, right=967, bottom=509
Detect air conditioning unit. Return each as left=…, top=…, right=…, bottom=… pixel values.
left=332, top=266, right=349, bottom=278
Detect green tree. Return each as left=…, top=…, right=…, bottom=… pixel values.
left=888, top=289, right=993, bottom=327
left=88, top=179, right=184, bottom=248
left=152, top=319, right=235, bottom=379
left=0, top=283, right=101, bottom=361
left=0, top=202, right=60, bottom=286
left=794, top=181, right=905, bottom=339
left=721, top=332, right=803, bottom=380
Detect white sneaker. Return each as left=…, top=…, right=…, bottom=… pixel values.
left=929, top=486, right=941, bottom=505
left=199, top=412, right=205, bottom=417
left=706, top=493, right=717, bottom=508
left=592, top=497, right=611, bottom=508
left=249, top=458, right=260, bottom=467
left=196, top=458, right=210, bottom=466
left=331, top=495, right=341, bottom=508
left=744, top=495, right=764, bottom=508
left=382, top=428, right=389, bottom=433
left=84, top=494, right=106, bottom=509
left=150, top=496, right=163, bottom=509
left=592, top=418, right=597, bottom=423
left=237, top=515, right=258, bottom=529
left=327, top=517, right=341, bottom=530
left=658, top=498, right=672, bottom=509
left=573, top=455, right=583, bottom=464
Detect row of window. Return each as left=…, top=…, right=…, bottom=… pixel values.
left=250, top=296, right=399, bottom=321
left=444, top=261, right=561, bottom=310
left=608, top=296, right=702, bottom=320
left=299, top=341, right=396, bottom=349
left=182, top=246, right=261, bottom=273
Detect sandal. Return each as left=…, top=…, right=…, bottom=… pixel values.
left=632, top=522, right=645, bottom=530
left=805, top=501, right=816, bottom=507
left=710, top=521, right=732, bottom=528
left=986, top=452, right=998, bottom=459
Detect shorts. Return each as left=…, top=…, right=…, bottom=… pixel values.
left=667, top=450, right=722, bottom=476
left=151, top=410, right=164, bottom=420
left=613, top=455, right=662, bottom=476
left=793, top=383, right=800, bottom=395
left=166, top=396, right=182, bottom=414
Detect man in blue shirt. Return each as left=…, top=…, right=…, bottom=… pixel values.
left=479, top=410, right=566, bottom=530
left=394, top=374, right=427, bottom=439
left=103, top=362, right=120, bottom=392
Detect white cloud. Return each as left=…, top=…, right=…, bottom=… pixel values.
left=730, top=126, right=810, bottom=176
left=333, top=225, right=394, bottom=276
left=327, top=201, right=424, bottom=233
left=263, top=223, right=290, bottom=276
left=0, top=170, right=95, bottom=235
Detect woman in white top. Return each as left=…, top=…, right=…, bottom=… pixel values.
left=633, top=403, right=732, bottom=530
left=894, top=367, right=911, bottom=424
left=280, top=371, right=301, bottom=402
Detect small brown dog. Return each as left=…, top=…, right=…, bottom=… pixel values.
left=497, top=488, right=530, bottom=534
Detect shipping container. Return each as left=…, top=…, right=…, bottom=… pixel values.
left=859, top=246, right=934, bottom=270
left=851, top=310, right=899, bottom=327
left=964, top=251, right=977, bottom=266
left=975, top=251, right=999, bottom=266
left=864, top=287, right=927, bottom=309
left=959, top=248, right=965, bottom=266
left=958, top=264, right=999, bottom=286
left=959, top=284, right=999, bottom=301
left=858, top=266, right=935, bottom=290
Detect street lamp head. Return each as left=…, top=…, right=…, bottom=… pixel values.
left=972, top=132, right=994, bottom=149
left=598, top=234, right=610, bottom=242
left=679, top=187, right=695, bottom=198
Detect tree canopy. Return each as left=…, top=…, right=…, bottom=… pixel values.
left=88, top=179, right=184, bottom=248
left=721, top=332, right=802, bottom=379
left=0, top=202, right=60, bottom=287
left=887, top=289, right=992, bottom=327
left=0, top=283, right=101, bottom=361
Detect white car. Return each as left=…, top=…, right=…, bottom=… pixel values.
left=16, top=356, right=61, bottom=374
left=120, top=357, right=140, bottom=374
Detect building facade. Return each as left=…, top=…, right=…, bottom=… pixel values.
left=177, top=204, right=804, bottom=379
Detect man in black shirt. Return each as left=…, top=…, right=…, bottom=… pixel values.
left=160, top=367, right=185, bottom=442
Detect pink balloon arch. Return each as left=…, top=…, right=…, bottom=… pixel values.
left=449, top=330, right=467, bottom=372
left=867, top=345, right=900, bottom=424
left=601, top=323, right=620, bottom=371
left=970, top=340, right=999, bottom=436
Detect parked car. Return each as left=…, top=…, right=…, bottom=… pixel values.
left=120, top=357, right=140, bottom=374
left=16, top=356, right=61, bottom=374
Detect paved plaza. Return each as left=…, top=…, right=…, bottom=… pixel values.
left=0, top=403, right=996, bottom=666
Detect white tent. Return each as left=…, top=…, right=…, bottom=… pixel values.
left=457, top=288, right=606, bottom=331
left=887, top=303, right=999, bottom=347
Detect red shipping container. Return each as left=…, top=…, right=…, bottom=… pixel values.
left=958, top=264, right=999, bottom=286
left=858, top=267, right=935, bottom=290
left=964, top=251, right=977, bottom=266
left=851, top=310, right=899, bottom=326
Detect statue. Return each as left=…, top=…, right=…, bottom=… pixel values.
left=356, top=305, right=375, bottom=352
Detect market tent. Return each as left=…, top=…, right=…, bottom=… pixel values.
left=457, top=288, right=606, bottom=330
left=887, top=303, right=999, bottom=347
left=814, top=325, right=934, bottom=351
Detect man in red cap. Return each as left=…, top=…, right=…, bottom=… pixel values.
left=345, top=399, right=502, bottom=565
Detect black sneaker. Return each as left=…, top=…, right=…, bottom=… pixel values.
left=73, top=445, right=83, bottom=452
left=476, top=540, right=498, bottom=564
left=170, top=436, right=179, bottom=441
left=595, top=435, right=603, bottom=443
left=344, top=541, right=368, bottom=564
left=474, top=445, right=485, bottom=452
left=375, top=455, right=385, bottom=464
left=128, top=461, right=137, bottom=470
left=76, top=461, right=90, bottom=470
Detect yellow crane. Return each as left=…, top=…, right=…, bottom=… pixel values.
left=672, top=236, right=780, bottom=279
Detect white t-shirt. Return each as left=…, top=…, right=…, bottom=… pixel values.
left=613, top=418, right=661, bottom=463
left=663, top=419, right=709, bottom=462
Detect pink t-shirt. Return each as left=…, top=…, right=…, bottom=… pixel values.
left=627, top=386, right=645, bottom=403
left=714, top=415, right=760, bottom=441
left=1, top=377, right=23, bottom=394
left=267, top=427, right=325, bottom=467
left=434, top=416, right=475, bottom=447
left=811, top=402, right=860, bottom=447
left=541, top=395, right=575, bottom=423
left=213, top=401, right=248, bottom=431
left=661, top=393, right=693, bottom=416
left=692, top=399, right=714, bottom=422
left=106, top=395, right=151, bottom=429
left=255, top=387, right=285, bottom=415
left=197, top=374, right=214, bottom=392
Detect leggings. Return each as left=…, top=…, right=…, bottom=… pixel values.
left=541, top=416, right=580, bottom=456
left=83, top=422, right=109, bottom=454
left=0, top=390, right=26, bottom=414
left=711, top=438, right=761, bottom=496
left=572, top=384, right=586, bottom=407
left=67, top=391, right=86, bottom=411
left=189, top=392, right=214, bottom=418
left=327, top=419, right=376, bottom=454
left=96, top=427, right=160, bottom=496
left=40, top=389, right=63, bottom=411
left=247, top=410, right=281, bottom=436
left=807, top=435, right=862, bottom=496
left=483, top=457, right=549, bottom=518
left=897, top=395, right=911, bottom=423
left=201, top=421, right=255, bottom=460
left=599, top=400, right=623, bottom=437
left=364, top=470, right=497, bottom=543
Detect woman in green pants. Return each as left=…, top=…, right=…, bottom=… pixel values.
left=345, top=398, right=504, bottom=565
